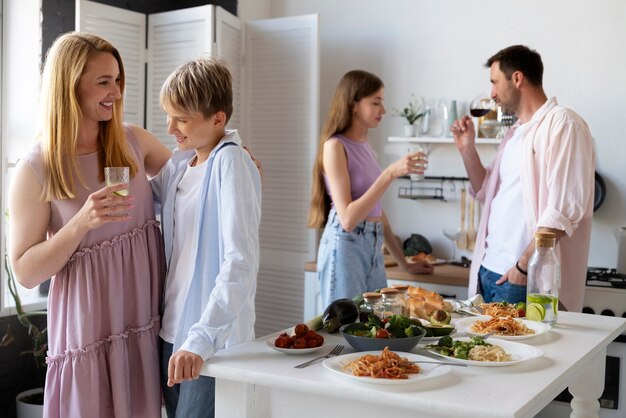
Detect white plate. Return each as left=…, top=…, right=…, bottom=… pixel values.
left=420, top=328, right=457, bottom=342
left=323, top=351, right=451, bottom=384
left=265, top=338, right=325, bottom=354
left=454, top=316, right=551, bottom=340
left=425, top=337, right=543, bottom=367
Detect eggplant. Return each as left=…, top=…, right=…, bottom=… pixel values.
left=322, top=298, right=359, bottom=333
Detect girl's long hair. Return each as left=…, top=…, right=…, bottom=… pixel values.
left=307, top=70, right=383, bottom=228
left=38, top=31, right=138, bottom=201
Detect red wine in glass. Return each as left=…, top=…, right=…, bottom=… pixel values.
left=470, top=108, right=491, bottom=117
left=469, top=94, right=496, bottom=117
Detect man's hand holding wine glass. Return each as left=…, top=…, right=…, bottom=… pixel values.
left=450, top=116, right=476, bottom=154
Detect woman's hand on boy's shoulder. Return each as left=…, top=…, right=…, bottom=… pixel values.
left=167, top=349, right=204, bottom=387
left=243, top=146, right=263, bottom=180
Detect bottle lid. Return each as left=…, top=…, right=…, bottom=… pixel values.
left=390, top=284, right=409, bottom=293
left=362, top=292, right=382, bottom=300
left=380, top=288, right=400, bottom=296
left=534, top=231, right=556, bottom=247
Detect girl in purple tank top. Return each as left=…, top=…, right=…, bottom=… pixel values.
left=308, top=70, right=434, bottom=308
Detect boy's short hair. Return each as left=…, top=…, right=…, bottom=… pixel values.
left=160, top=55, right=233, bottom=121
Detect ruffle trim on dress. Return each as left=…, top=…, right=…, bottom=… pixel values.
left=67, top=220, right=162, bottom=264
left=46, top=316, right=160, bottom=365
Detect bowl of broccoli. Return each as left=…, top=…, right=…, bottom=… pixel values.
left=340, top=314, right=426, bottom=352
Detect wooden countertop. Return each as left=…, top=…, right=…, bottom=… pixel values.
left=304, top=258, right=469, bottom=287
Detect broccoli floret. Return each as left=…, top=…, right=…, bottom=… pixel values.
left=453, top=345, right=470, bottom=360
left=387, top=314, right=411, bottom=330
left=437, top=335, right=454, bottom=348
left=404, top=324, right=423, bottom=337
left=366, top=314, right=383, bottom=329
left=470, top=336, right=491, bottom=346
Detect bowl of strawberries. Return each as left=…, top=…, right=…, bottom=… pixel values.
left=266, top=323, right=325, bottom=354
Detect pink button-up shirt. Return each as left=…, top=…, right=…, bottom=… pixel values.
left=469, top=97, right=595, bottom=312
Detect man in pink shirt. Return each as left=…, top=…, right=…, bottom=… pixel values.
left=451, top=45, right=595, bottom=312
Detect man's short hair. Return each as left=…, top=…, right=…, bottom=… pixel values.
left=486, top=45, right=543, bottom=87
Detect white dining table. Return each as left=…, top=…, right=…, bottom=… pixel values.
left=201, top=312, right=626, bottom=418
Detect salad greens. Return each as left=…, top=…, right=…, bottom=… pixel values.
left=425, top=335, right=491, bottom=360
left=343, top=314, right=424, bottom=339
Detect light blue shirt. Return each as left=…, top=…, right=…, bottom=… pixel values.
left=151, top=130, right=262, bottom=360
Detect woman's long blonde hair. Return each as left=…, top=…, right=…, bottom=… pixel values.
left=38, top=32, right=138, bottom=201
left=307, top=70, right=384, bottom=228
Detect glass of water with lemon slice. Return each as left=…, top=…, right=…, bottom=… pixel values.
left=105, top=167, right=130, bottom=196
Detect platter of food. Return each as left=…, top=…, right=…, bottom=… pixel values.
left=454, top=316, right=551, bottom=340
left=405, top=254, right=446, bottom=265
left=266, top=323, right=325, bottom=354
left=323, top=348, right=451, bottom=385
left=425, top=336, right=543, bottom=367
left=265, top=338, right=325, bottom=354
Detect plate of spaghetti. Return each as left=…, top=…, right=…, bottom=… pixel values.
left=455, top=315, right=551, bottom=340
left=322, top=347, right=450, bottom=385
left=426, top=337, right=543, bottom=367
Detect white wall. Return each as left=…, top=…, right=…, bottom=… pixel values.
left=250, top=0, right=626, bottom=269
left=2, top=0, right=41, bottom=164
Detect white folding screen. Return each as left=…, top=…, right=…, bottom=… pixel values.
left=245, top=15, right=319, bottom=336
left=76, top=0, right=146, bottom=127
left=215, top=8, right=243, bottom=134
left=147, top=5, right=214, bottom=148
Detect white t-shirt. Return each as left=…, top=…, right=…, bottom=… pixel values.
left=481, top=125, right=530, bottom=275
left=160, top=158, right=206, bottom=343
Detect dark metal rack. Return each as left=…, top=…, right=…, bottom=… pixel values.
left=398, top=176, right=469, bottom=201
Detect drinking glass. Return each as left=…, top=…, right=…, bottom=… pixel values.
left=469, top=93, right=496, bottom=118
left=104, top=166, right=130, bottom=196
left=407, top=145, right=428, bottom=181
left=442, top=228, right=461, bottom=262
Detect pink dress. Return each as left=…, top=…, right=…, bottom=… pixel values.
left=23, top=126, right=166, bottom=418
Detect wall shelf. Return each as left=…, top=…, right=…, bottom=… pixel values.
left=389, top=136, right=500, bottom=144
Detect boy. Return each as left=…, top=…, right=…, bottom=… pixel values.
left=152, top=56, right=262, bottom=418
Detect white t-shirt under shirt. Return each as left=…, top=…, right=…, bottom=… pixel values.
left=160, top=158, right=206, bottom=343
left=481, top=125, right=530, bottom=275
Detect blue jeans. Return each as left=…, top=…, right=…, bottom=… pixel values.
left=317, top=208, right=387, bottom=308
left=478, top=265, right=527, bottom=304
left=160, top=338, right=215, bottom=418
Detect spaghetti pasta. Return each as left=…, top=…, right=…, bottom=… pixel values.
left=468, top=345, right=511, bottom=362
left=344, top=347, right=420, bottom=379
left=471, top=317, right=535, bottom=336
left=480, top=302, right=519, bottom=318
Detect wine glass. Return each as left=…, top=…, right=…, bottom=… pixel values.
left=442, top=228, right=461, bottom=262
left=469, top=93, right=496, bottom=118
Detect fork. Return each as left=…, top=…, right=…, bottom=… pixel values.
left=294, top=344, right=344, bottom=368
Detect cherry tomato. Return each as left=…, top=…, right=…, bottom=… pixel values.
left=517, top=309, right=526, bottom=318
left=375, top=329, right=390, bottom=339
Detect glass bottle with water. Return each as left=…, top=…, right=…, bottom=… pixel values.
left=526, top=231, right=560, bottom=326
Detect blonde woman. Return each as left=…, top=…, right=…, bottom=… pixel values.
left=8, top=32, right=171, bottom=417
left=309, top=70, right=433, bottom=308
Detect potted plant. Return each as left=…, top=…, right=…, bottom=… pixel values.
left=393, top=94, right=427, bottom=137
left=5, top=251, right=47, bottom=417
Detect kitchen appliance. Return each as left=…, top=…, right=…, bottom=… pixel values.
left=538, top=267, right=626, bottom=418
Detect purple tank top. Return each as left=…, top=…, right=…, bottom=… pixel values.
left=323, top=135, right=383, bottom=217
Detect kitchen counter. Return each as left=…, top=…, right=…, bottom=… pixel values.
left=201, top=312, right=626, bottom=418
left=304, top=260, right=470, bottom=287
